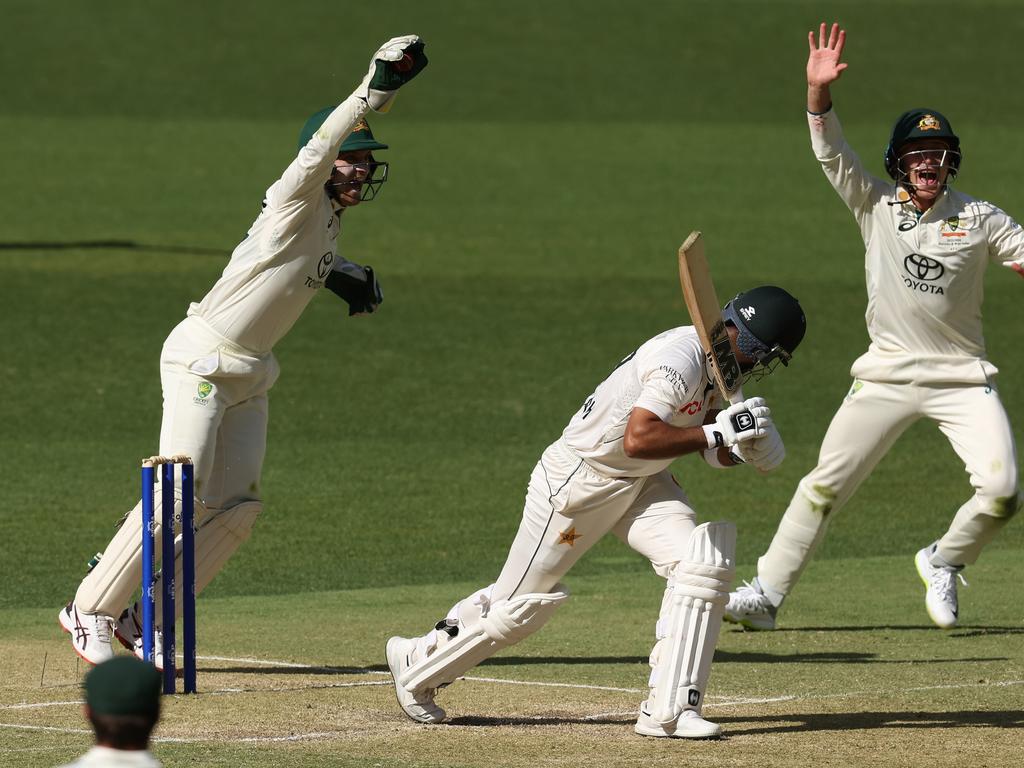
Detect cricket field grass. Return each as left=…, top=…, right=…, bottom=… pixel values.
left=2, top=1, right=1022, bottom=765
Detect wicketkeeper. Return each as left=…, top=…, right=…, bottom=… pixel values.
left=59, top=36, right=428, bottom=666
left=726, top=23, right=1022, bottom=632
left=387, top=286, right=806, bottom=739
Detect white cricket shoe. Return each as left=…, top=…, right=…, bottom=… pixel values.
left=113, top=605, right=165, bottom=671
left=635, top=703, right=721, bottom=739
left=915, top=547, right=966, bottom=629
left=58, top=602, right=115, bottom=665
left=724, top=580, right=778, bottom=630
left=385, top=636, right=447, bottom=724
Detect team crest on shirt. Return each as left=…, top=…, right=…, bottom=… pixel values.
left=918, top=114, right=942, bottom=131
left=938, top=215, right=972, bottom=250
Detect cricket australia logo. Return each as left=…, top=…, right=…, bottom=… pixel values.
left=739, top=305, right=756, bottom=322
left=903, top=254, right=945, bottom=295
left=193, top=381, right=214, bottom=405
left=918, top=114, right=941, bottom=131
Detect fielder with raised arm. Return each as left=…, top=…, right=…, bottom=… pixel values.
left=727, top=23, right=1022, bottom=632
left=59, top=37, right=428, bottom=665
left=387, top=286, right=806, bottom=739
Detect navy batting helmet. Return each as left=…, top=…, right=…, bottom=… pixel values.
left=722, top=286, right=806, bottom=379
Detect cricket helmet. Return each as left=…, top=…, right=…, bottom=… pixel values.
left=883, top=108, right=961, bottom=180
left=297, top=107, right=389, bottom=153
left=297, top=107, right=390, bottom=203
left=722, top=286, right=806, bottom=379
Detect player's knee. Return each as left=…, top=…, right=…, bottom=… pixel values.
left=796, top=479, right=839, bottom=517
left=976, top=465, right=1018, bottom=517
left=984, top=488, right=1020, bottom=519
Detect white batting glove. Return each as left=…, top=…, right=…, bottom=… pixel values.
left=731, top=424, right=786, bottom=472
left=354, top=35, right=428, bottom=113
left=702, top=397, right=771, bottom=449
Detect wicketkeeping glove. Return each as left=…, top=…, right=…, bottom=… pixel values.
left=702, top=397, right=771, bottom=449
left=325, top=264, right=383, bottom=316
left=354, top=35, right=429, bottom=113
left=730, top=424, right=786, bottom=472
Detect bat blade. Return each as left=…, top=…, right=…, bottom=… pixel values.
left=678, top=231, right=743, bottom=405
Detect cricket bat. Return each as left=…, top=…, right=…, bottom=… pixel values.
left=678, top=231, right=744, bottom=406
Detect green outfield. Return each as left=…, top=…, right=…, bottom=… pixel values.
left=2, top=1, right=1022, bottom=766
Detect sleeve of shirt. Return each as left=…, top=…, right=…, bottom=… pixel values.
left=633, top=352, right=703, bottom=422
left=267, top=95, right=370, bottom=228
left=985, top=205, right=1024, bottom=279
left=807, top=108, right=888, bottom=218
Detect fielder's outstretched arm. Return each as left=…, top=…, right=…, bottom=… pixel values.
left=807, top=22, right=847, bottom=114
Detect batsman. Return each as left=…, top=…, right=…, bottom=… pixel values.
left=387, top=285, right=806, bottom=739
left=59, top=36, right=428, bottom=665
left=726, top=23, right=1023, bottom=632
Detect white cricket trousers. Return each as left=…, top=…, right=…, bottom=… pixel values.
left=443, top=438, right=699, bottom=626
left=759, top=378, right=1019, bottom=594
left=158, top=314, right=280, bottom=509
left=74, top=315, right=279, bottom=616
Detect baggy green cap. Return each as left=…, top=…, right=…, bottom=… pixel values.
left=297, top=107, right=389, bottom=154
left=84, top=657, right=162, bottom=717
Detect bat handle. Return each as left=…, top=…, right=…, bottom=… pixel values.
left=728, top=387, right=746, bottom=406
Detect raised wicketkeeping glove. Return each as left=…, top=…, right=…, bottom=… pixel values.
left=731, top=424, right=786, bottom=472
left=702, top=397, right=771, bottom=449
left=354, top=35, right=428, bottom=113
left=325, top=264, right=383, bottom=316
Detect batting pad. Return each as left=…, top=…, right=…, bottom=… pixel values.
left=75, top=494, right=205, bottom=617
left=399, top=585, right=570, bottom=693
left=152, top=501, right=262, bottom=623
left=648, top=521, right=735, bottom=725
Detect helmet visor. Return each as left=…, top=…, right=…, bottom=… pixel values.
left=327, top=159, right=389, bottom=202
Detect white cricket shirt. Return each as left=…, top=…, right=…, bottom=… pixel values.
left=809, top=109, right=1024, bottom=385
left=188, top=96, right=370, bottom=354
left=562, top=326, right=718, bottom=478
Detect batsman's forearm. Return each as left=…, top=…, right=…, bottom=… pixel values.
left=807, top=84, right=832, bottom=114
left=622, top=418, right=709, bottom=460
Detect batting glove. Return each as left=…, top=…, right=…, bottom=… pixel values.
left=355, top=36, right=429, bottom=113
left=702, top=397, right=771, bottom=449
left=731, top=424, right=786, bottom=472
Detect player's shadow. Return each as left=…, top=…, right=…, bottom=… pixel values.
left=478, top=649, right=1008, bottom=665
left=198, top=663, right=389, bottom=676
left=763, top=624, right=1024, bottom=637
left=450, top=709, right=1024, bottom=731
left=0, top=240, right=230, bottom=256
left=717, top=708, right=1024, bottom=735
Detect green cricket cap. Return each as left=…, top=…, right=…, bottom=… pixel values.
left=297, top=107, right=388, bottom=154
left=84, top=657, right=161, bottom=717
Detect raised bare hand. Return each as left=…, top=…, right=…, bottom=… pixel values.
left=807, top=22, right=848, bottom=87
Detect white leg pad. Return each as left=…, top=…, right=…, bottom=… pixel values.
left=648, top=521, right=735, bottom=725
left=152, top=501, right=262, bottom=621
left=75, top=494, right=206, bottom=616
left=399, top=584, right=570, bottom=693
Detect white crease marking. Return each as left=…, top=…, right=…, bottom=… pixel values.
left=2, top=651, right=1021, bottom=743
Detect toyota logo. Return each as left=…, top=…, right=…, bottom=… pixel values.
left=904, top=254, right=945, bottom=281
left=316, top=251, right=334, bottom=279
